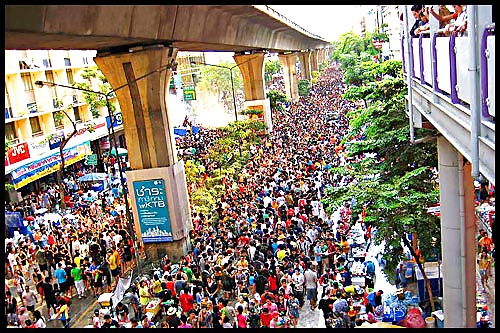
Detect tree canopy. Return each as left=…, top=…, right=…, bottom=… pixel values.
left=322, top=36, right=441, bottom=284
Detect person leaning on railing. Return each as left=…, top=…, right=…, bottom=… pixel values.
left=414, top=6, right=431, bottom=37
left=432, top=5, right=468, bottom=36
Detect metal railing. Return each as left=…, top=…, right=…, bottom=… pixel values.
left=258, top=5, right=326, bottom=41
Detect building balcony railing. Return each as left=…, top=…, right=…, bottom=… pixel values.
left=5, top=107, right=13, bottom=119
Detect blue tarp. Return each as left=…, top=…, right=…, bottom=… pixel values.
left=174, top=126, right=200, bottom=136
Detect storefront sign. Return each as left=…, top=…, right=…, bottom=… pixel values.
left=28, top=137, right=50, bottom=158
left=132, top=178, right=173, bottom=243
left=7, top=142, right=31, bottom=165
left=48, top=131, right=65, bottom=150
left=105, top=112, right=123, bottom=129
left=10, top=141, right=91, bottom=189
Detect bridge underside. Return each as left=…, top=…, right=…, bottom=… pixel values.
left=5, top=5, right=330, bottom=53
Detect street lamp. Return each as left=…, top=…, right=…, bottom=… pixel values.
left=34, top=59, right=177, bottom=275
left=190, top=61, right=240, bottom=122
left=190, top=60, right=255, bottom=157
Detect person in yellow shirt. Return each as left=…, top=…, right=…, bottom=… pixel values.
left=478, top=250, right=492, bottom=289
left=107, top=249, right=118, bottom=289
left=152, top=275, right=163, bottom=297
left=276, top=247, right=288, bottom=262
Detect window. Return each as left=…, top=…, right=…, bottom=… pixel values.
left=21, top=73, right=34, bottom=91
left=5, top=123, right=17, bottom=142
left=43, top=59, right=52, bottom=68
left=53, top=112, right=64, bottom=128
left=5, top=85, right=12, bottom=118
left=73, top=106, right=81, bottom=122
left=30, top=116, right=42, bottom=135
left=64, top=58, right=71, bottom=67
left=66, top=69, right=74, bottom=84
left=45, top=70, right=55, bottom=83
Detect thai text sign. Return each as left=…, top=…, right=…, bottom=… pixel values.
left=10, top=141, right=91, bottom=189
left=132, top=179, right=173, bottom=243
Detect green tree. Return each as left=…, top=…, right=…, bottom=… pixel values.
left=5, top=140, right=14, bottom=191
left=196, top=62, right=244, bottom=113
left=298, top=79, right=311, bottom=96
left=50, top=104, right=95, bottom=210
left=74, top=67, right=117, bottom=118
left=266, top=90, right=289, bottom=114
left=264, top=59, right=282, bottom=85
left=322, top=34, right=440, bottom=311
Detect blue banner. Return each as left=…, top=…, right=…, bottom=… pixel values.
left=48, top=131, right=65, bottom=150
left=10, top=141, right=92, bottom=189
left=132, top=178, right=173, bottom=243
left=105, top=112, right=123, bottom=129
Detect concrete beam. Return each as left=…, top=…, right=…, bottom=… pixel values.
left=5, top=5, right=331, bottom=53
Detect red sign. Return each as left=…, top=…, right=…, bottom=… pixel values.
left=7, top=142, right=31, bottom=165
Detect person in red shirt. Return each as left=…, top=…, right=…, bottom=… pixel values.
left=260, top=307, right=273, bottom=328
left=179, top=287, right=194, bottom=315
left=165, top=275, right=176, bottom=298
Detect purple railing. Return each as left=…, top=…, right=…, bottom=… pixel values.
left=480, top=23, right=495, bottom=117
left=401, top=36, right=406, bottom=73
left=409, top=37, right=416, bottom=77
left=449, top=34, right=459, bottom=104
left=431, top=33, right=439, bottom=92
left=418, top=34, right=425, bottom=84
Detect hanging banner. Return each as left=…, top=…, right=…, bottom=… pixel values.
left=48, top=131, right=65, bottom=150
left=132, top=178, right=173, bottom=243
left=28, top=137, right=50, bottom=158
left=10, top=141, right=91, bottom=189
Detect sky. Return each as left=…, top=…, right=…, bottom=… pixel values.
left=268, top=5, right=365, bottom=42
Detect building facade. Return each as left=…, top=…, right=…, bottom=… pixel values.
left=4, top=49, right=125, bottom=201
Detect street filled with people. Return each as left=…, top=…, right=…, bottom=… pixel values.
left=5, top=60, right=495, bottom=328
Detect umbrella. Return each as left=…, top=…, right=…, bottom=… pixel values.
left=356, top=322, right=406, bottom=328
left=63, top=213, right=77, bottom=220
left=25, top=216, right=35, bottom=222
left=78, top=173, right=108, bottom=182
left=333, top=298, right=349, bottom=313
left=34, top=208, right=48, bottom=215
left=43, top=212, right=62, bottom=222
left=110, top=147, right=128, bottom=156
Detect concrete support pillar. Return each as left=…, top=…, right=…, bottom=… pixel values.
left=298, top=51, right=312, bottom=80
left=278, top=52, right=299, bottom=102
left=461, top=160, right=479, bottom=328
left=437, top=137, right=464, bottom=327
left=310, top=50, right=319, bottom=72
left=233, top=52, right=272, bottom=133
left=94, top=45, right=192, bottom=262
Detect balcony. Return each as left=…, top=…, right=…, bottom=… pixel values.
left=5, top=107, right=13, bottom=119
left=402, top=24, right=495, bottom=185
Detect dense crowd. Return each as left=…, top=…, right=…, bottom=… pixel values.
left=99, top=62, right=388, bottom=329
left=5, top=59, right=494, bottom=329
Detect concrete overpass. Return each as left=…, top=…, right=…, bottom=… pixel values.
left=5, top=5, right=333, bottom=261
left=5, top=5, right=330, bottom=53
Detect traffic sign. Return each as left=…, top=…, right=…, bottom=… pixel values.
left=183, top=87, right=196, bottom=101
left=85, top=153, right=98, bottom=165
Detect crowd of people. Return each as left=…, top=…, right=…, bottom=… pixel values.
left=5, top=55, right=494, bottom=328
left=5, top=162, right=138, bottom=328
left=85, top=62, right=393, bottom=329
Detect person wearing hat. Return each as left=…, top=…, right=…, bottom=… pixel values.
left=161, top=306, right=179, bottom=328
left=92, top=309, right=101, bottom=328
